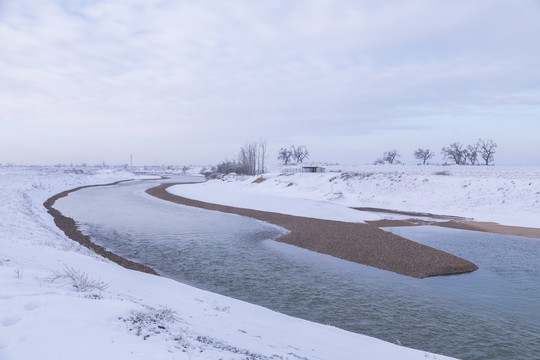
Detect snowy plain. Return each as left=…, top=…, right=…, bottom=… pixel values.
left=170, top=164, right=540, bottom=228
left=0, top=166, right=459, bottom=360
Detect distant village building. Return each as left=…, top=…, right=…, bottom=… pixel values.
left=302, top=166, right=326, bottom=173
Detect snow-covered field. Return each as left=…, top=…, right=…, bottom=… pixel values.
left=170, top=164, right=540, bottom=228
left=0, top=166, right=457, bottom=360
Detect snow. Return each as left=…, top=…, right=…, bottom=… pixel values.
left=169, top=165, right=540, bottom=228
left=0, top=166, right=457, bottom=360
left=169, top=184, right=381, bottom=222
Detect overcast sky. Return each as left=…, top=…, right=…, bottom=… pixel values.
left=1, top=0, right=539, bottom=166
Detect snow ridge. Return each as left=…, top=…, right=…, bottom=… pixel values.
left=170, top=165, right=540, bottom=228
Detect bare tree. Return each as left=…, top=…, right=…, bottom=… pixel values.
left=292, top=145, right=310, bottom=163
left=467, top=143, right=480, bottom=165
left=258, top=139, right=267, bottom=174
left=216, top=139, right=267, bottom=176
left=441, top=142, right=467, bottom=165
left=238, top=142, right=258, bottom=175
left=234, top=140, right=269, bottom=175
left=278, top=147, right=293, bottom=165
left=216, top=160, right=239, bottom=174
left=413, top=148, right=434, bottom=165
left=478, top=138, right=497, bottom=165
left=383, top=149, right=401, bottom=164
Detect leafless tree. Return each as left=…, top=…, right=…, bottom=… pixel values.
left=216, top=160, right=239, bottom=174
left=239, top=141, right=270, bottom=175
left=227, top=140, right=269, bottom=175
left=383, top=149, right=401, bottom=164
left=278, top=147, right=293, bottom=165
left=292, top=145, right=310, bottom=163
left=238, top=142, right=258, bottom=175
left=478, top=138, right=497, bottom=165
left=467, top=143, right=480, bottom=165
left=258, top=139, right=267, bottom=174
left=441, top=142, right=467, bottom=165
left=413, top=148, right=434, bottom=165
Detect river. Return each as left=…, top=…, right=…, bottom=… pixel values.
left=54, top=177, right=540, bottom=360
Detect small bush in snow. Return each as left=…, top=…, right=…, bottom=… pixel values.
left=212, top=300, right=230, bottom=313
left=47, top=264, right=109, bottom=292
left=121, top=306, right=178, bottom=338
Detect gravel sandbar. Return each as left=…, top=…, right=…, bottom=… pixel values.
left=147, top=183, right=478, bottom=278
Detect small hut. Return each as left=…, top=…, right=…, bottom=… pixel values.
left=302, top=166, right=326, bottom=173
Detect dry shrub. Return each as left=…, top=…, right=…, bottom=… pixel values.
left=47, top=264, right=109, bottom=292
left=121, top=306, right=178, bottom=338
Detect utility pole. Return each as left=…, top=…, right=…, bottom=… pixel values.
left=130, top=154, right=133, bottom=167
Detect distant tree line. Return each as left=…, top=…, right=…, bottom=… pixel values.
left=216, top=139, right=267, bottom=176
left=277, top=145, right=309, bottom=165
left=441, top=139, right=497, bottom=165
left=216, top=142, right=311, bottom=176
left=374, top=149, right=402, bottom=165
left=375, top=138, right=497, bottom=165
left=215, top=137, right=497, bottom=177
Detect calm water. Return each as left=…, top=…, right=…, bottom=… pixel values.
left=55, top=177, right=540, bottom=360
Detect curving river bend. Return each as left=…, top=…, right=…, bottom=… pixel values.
left=54, top=177, right=540, bottom=360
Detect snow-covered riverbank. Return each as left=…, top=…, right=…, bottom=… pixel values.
left=170, top=164, right=540, bottom=228
left=0, top=166, right=457, bottom=360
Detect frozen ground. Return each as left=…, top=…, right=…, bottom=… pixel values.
left=169, top=164, right=540, bottom=228
left=0, top=166, right=456, bottom=360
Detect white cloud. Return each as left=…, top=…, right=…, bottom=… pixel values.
left=1, top=0, right=540, bottom=165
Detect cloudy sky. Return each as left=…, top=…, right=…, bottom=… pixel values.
left=1, top=0, right=539, bottom=166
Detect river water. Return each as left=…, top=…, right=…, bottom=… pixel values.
left=54, top=177, right=540, bottom=360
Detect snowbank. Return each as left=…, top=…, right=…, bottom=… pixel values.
left=0, top=166, right=457, bottom=360
left=169, top=165, right=540, bottom=228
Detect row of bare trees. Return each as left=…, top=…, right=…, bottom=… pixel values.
left=217, top=138, right=497, bottom=176
left=376, top=139, right=497, bottom=165
left=441, top=139, right=497, bottom=165
left=374, top=149, right=401, bottom=164
left=216, top=142, right=311, bottom=175
left=216, top=140, right=268, bottom=176
left=277, top=145, right=310, bottom=165
left=237, top=140, right=268, bottom=175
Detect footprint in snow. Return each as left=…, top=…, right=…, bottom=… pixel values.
left=1, top=315, right=21, bottom=327
left=23, top=302, right=40, bottom=311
